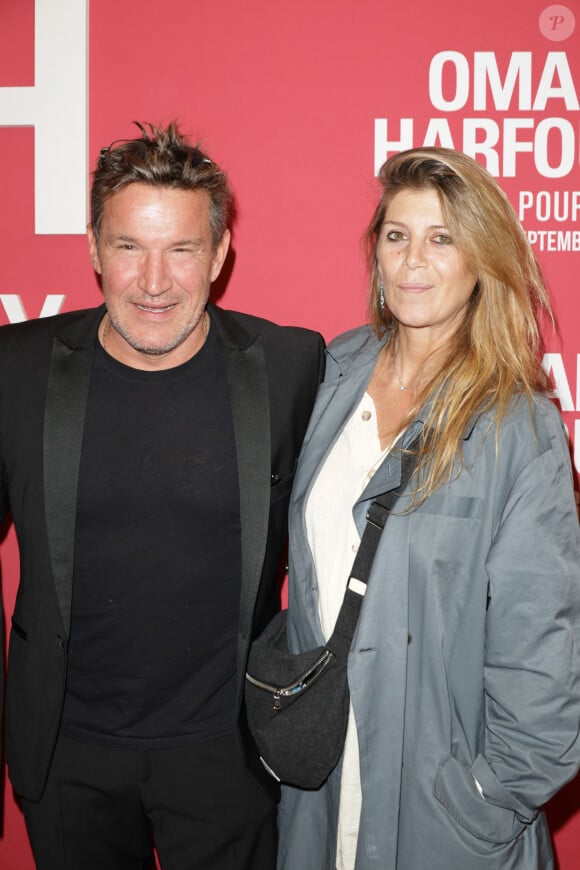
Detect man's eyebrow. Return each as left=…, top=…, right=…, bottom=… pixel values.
left=105, top=234, right=205, bottom=246
left=103, top=233, right=139, bottom=244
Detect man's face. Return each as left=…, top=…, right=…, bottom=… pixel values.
left=88, top=183, right=230, bottom=370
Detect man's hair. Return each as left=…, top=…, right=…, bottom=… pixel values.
left=364, top=146, right=552, bottom=505
left=90, top=121, right=232, bottom=248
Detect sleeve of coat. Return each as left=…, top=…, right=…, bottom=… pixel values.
left=476, top=408, right=580, bottom=821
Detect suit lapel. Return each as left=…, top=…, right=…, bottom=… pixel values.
left=210, top=307, right=271, bottom=661
left=43, top=307, right=103, bottom=636
left=44, top=304, right=272, bottom=651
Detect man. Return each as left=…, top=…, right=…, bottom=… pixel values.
left=0, top=122, right=324, bottom=869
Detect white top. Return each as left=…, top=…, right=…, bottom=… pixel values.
left=305, top=392, right=397, bottom=870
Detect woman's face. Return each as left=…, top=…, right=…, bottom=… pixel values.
left=376, top=187, right=477, bottom=346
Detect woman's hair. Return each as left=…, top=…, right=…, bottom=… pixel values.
left=365, top=146, right=552, bottom=502
left=91, top=121, right=232, bottom=249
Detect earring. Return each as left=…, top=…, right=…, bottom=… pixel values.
left=378, top=281, right=385, bottom=313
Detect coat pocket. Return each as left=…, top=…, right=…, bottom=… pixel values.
left=433, top=755, right=525, bottom=844
left=413, top=494, right=482, bottom=518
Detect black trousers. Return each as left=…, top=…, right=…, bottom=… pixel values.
left=20, top=732, right=277, bottom=870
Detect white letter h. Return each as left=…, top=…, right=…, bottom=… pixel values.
left=0, top=0, right=89, bottom=235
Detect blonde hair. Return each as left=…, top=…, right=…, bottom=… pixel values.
left=365, top=147, right=552, bottom=502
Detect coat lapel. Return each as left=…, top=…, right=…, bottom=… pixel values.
left=352, top=419, right=426, bottom=534
left=287, top=331, right=385, bottom=647
left=43, top=306, right=104, bottom=636
left=209, top=307, right=271, bottom=673
left=291, top=336, right=383, bottom=530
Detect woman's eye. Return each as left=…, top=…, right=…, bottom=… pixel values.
left=433, top=234, right=453, bottom=245
left=386, top=230, right=405, bottom=242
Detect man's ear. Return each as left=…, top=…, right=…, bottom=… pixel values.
left=210, top=229, right=231, bottom=282
left=87, top=225, right=102, bottom=274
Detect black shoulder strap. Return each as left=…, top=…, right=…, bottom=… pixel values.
left=326, top=430, right=422, bottom=658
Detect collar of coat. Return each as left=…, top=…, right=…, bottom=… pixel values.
left=324, top=324, right=480, bottom=444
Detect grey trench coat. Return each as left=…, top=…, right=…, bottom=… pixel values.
left=277, top=326, right=580, bottom=870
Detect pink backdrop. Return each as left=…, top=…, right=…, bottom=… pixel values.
left=1, top=0, right=579, bottom=866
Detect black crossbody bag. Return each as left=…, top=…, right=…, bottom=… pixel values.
left=245, top=438, right=420, bottom=789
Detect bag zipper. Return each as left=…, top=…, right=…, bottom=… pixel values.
left=246, top=649, right=334, bottom=710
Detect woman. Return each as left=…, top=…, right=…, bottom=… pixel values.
left=277, top=148, right=580, bottom=870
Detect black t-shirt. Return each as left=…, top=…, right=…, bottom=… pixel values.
left=62, top=326, right=241, bottom=746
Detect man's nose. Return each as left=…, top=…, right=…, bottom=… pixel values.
left=137, top=253, right=172, bottom=295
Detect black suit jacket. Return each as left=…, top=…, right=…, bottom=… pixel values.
left=0, top=303, right=324, bottom=801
